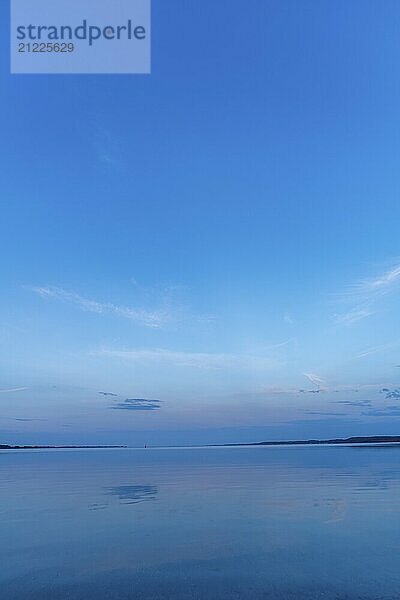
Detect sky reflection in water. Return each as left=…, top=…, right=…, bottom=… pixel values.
left=1, top=445, right=400, bottom=599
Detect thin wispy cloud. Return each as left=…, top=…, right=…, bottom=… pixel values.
left=367, top=265, right=400, bottom=291
left=0, top=387, right=28, bottom=393
left=110, top=398, right=162, bottom=411
left=303, top=410, right=347, bottom=417
left=354, top=342, right=399, bottom=360
left=344, top=264, right=400, bottom=299
left=303, top=373, right=325, bottom=389
left=95, top=348, right=283, bottom=371
left=26, top=285, right=170, bottom=329
left=334, top=307, right=374, bottom=326
left=257, top=383, right=364, bottom=397
left=11, top=417, right=48, bottom=422
left=106, top=485, right=158, bottom=504
left=299, top=384, right=385, bottom=397
left=334, top=263, right=400, bottom=325
left=333, top=399, right=372, bottom=407
left=362, top=406, right=400, bottom=417
left=265, top=339, right=294, bottom=351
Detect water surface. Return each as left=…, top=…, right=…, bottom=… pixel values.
left=1, top=445, right=400, bottom=599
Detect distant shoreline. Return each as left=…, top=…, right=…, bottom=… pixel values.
left=156, top=436, right=400, bottom=449
left=216, top=435, right=400, bottom=447
left=2, top=436, right=400, bottom=450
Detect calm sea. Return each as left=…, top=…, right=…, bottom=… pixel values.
left=1, top=445, right=400, bottom=599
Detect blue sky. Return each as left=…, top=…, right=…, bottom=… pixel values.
left=1, top=0, right=400, bottom=445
